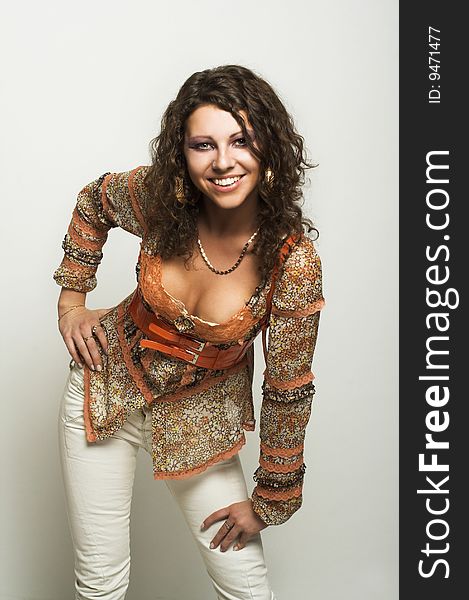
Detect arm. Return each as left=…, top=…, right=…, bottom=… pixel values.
left=251, top=236, right=325, bottom=526
left=53, top=166, right=150, bottom=292
left=54, top=166, right=150, bottom=369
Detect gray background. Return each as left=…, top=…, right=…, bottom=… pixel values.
left=0, top=1, right=398, bottom=598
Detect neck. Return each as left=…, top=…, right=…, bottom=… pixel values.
left=197, top=194, right=260, bottom=239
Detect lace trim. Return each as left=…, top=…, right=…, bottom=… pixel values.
left=264, top=370, right=315, bottom=390
left=71, top=208, right=108, bottom=242
left=148, top=253, right=262, bottom=342
left=67, top=221, right=105, bottom=251
left=271, top=297, right=325, bottom=318
left=152, top=435, right=246, bottom=480
left=253, top=484, right=303, bottom=501
left=260, top=442, right=304, bottom=457
left=260, top=456, right=304, bottom=473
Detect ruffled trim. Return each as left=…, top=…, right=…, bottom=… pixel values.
left=251, top=492, right=303, bottom=526
left=152, top=434, right=246, bottom=480
left=260, top=455, right=304, bottom=473
left=272, top=297, right=325, bottom=318
left=261, top=441, right=304, bottom=457
left=253, top=484, right=303, bottom=501
left=264, top=370, right=314, bottom=390
left=67, top=220, right=106, bottom=251
left=262, top=380, right=315, bottom=403
left=71, top=206, right=108, bottom=241
left=61, top=234, right=103, bottom=268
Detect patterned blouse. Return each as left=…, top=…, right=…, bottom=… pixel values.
left=53, top=165, right=325, bottom=526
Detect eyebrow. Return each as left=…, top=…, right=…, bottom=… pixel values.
left=186, top=129, right=255, bottom=143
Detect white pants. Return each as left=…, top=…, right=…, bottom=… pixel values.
left=58, top=362, right=277, bottom=600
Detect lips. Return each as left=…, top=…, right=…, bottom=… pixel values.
left=208, top=174, right=245, bottom=191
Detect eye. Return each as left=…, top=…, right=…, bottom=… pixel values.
left=233, top=137, right=247, bottom=147
left=190, top=142, right=214, bottom=151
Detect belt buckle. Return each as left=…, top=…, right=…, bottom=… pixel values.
left=187, top=351, right=200, bottom=365
left=186, top=339, right=206, bottom=364
left=193, top=339, right=206, bottom=352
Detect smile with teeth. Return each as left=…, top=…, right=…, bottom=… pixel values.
left=209, top=175, right=244, bottom=188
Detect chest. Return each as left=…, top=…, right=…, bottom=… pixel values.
left=137, top=246, right=265, bottom=327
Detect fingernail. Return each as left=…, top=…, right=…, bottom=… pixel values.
left=200, top=522, right=205, bottom=530
left=78, top=363, right=83, bottom=369
left=96, top=364, right=102, bottom=372
left=91, top=365, right=95, bottom=371
left=209, top=542, right=214, bottom=549
left=233, top=545, right=239, bottom=551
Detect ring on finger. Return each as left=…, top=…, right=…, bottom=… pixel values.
left=83, top=335, right=93, bottom=342
left=224, top=521, right=234, bottom=531
left=92, top=324, right=100, bottom=335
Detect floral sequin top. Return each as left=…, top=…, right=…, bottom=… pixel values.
left=53, top=166, right=325, bottom=526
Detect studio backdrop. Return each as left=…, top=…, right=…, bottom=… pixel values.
left=0, top=1, right=398, bottom=599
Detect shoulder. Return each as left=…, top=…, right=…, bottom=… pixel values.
left=104, top=166, right=152, bottom=231
left=105, top=165, right=151, bottom=198
left=273, top=234, right=323, bottom=312
left=284, top=234, right=321, bottom=273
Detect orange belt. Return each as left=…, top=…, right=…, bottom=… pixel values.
left=129, top=233, right=299, bottom=371
left=128, top=288, right=258, bottom=370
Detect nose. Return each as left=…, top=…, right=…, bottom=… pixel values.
left=211, top=146, right=236, bottom=172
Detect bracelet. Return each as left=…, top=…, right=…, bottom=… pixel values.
left=58, top=304, right=86, bottom=322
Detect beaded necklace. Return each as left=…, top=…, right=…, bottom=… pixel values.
left=197, top=228, right=259, bottom=275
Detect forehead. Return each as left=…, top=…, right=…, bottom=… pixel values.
left=184, top=104, right=250, bottom=136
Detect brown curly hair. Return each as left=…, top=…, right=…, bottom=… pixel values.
left=143, top=64, right=318, bottom=284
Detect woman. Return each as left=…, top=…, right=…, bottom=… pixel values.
left=54, top=64, right=324, bottom=600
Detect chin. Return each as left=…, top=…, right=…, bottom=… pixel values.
left=207, top=195, right=251, bottom=210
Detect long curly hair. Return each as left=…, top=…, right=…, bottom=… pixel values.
left=143, top=64, right=318, bottom=284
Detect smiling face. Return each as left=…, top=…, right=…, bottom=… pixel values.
left=183, top=104, right=261, bottom=211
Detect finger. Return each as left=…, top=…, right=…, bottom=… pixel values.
left=63, top=336, right=83, bottom=368
left=202, top=507, right=230, bottom=530
left=74, top=335, right=95, bottom=371
left=94, top=325, right=108, bottom=354
left=84, top=336, right=104, bottom=371
left=233, top=531, right=250, bottom=552
left=210, top=520, right=237, bottom=550
left=219, top=525, right=242, bottom=552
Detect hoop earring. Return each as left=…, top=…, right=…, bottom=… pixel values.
left=175, top=176, right=186, bottom=205
left=264, top=168, right=275, bottom=187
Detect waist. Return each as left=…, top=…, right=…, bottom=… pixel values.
left=128, top=288, right=256, bottom=371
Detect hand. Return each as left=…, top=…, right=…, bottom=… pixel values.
left=58, top=306, right=111, bottom=371
left=201, top=499, right=268, bottom=552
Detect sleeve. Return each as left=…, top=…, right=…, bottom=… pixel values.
left=251, top=236, right=325, bottom=526
left=53, top=165, right=150, bottom=292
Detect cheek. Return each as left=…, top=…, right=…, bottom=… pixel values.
left=186, top=155, right=209, bottom=179
left=241, top=151, right=260, bottom=174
